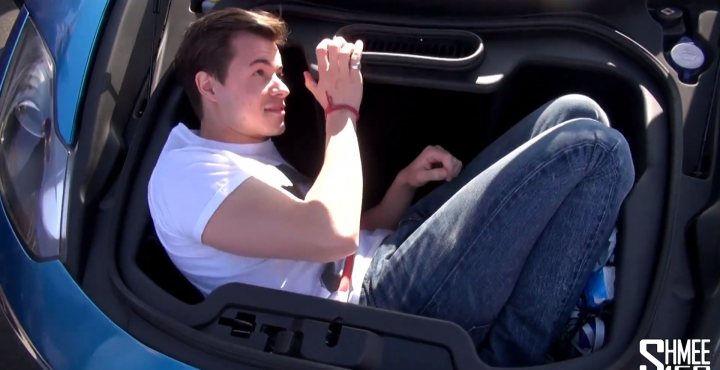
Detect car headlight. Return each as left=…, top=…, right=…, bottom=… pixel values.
left=0, top=17, right=67, bottom=260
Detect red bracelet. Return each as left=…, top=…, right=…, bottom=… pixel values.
left=324, top=91, right=359, bottom=121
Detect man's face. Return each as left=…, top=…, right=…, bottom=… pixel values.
left=205, top=33, right=290, bottom=143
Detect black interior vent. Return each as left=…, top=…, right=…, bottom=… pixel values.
left=337, top=24, right=484, bottom=70
left=364, top=36, right=473, bottom=59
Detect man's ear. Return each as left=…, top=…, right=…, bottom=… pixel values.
left=195, top=71, right=218, bottom=102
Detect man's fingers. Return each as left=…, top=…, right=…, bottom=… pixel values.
left=326, top=38, right=341, bottom=74
left=311, top=36, right=364, bottom=111
left=433, top=145, right=451, bottom=156
left=440, top=155, right=455, bottom=178
left=440, top=153, right=462, bottom=180
left=352, top=40, right=364, bottom=64
left=419, top=145, right=462, bottom=181
left=418, top=168, right=449, bottom=184
left=303, top=71, right=321, bottom=103
left=442, top=157, right=462, bottom=180
left=338, top=42, right=354, bottom=74
left=422, top=145, right=449, bottom=157
left=452, top=158, right=463, bottom=178
left=315, top=39, right=330, bottom=74
left=422, top=146, right=452, bottom=168
left=349, top=40, right=363, bottom=80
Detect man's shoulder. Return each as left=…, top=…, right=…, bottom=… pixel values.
left=155, top=132, right=236, bottom=173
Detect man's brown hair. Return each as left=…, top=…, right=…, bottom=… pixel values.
left=174, top=8, right=288, bottom=119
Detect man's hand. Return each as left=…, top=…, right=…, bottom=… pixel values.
left=303, top=37, right=363, bottom=112
left=360, top=146, right=462, bottom=230
left=398, top=145, right=463, bottom=188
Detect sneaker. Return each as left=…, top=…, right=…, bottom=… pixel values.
left=571, top=317, right=606, bottom=356
left=584, top=266, right=615, bottom=308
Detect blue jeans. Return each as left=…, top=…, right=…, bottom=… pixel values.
left=359, top=94, right=635, bottom=366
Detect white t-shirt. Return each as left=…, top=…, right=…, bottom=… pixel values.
left=148, top=123, right=391, bottom=303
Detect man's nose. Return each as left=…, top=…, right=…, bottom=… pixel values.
left=271, top=74, right=290, bottom=97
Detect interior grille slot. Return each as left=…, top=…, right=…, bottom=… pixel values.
left=363, top=36, right=475, bottom=59
left=337, top=24, right=484, bottom=70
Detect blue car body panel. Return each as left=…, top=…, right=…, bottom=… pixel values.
left=0, top=3, right=194, bottom=369
left=25, top=0, right=110, bottom=144
left=0, top=204, right=194, bottom=369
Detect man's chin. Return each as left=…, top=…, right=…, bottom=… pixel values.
left=268, top=121, right=286, bottom=137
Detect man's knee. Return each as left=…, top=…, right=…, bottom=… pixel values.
left=558, top=118, right=623, bottom=150
left=550, top=94, right=609, bottom=127
left=557, top=119, right=635, bottom=188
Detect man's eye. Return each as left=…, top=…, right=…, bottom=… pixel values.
left=254, top=70, right=267, bottom=78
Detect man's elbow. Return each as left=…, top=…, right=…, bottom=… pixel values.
left=302, top=201, right=359, bottom=262
left=312, top=232, right=358, bottom=263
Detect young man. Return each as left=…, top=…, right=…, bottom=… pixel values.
left=148, top=8, right=634, bottom=366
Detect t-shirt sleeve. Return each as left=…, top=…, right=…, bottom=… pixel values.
left=148, top=148, right=250, bottom=244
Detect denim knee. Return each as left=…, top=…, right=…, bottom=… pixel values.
left=603, top=125, right=635, bottom=196
left=550, top=94, right=610, bottom=126
left=559, top=118, right=635, bottom=192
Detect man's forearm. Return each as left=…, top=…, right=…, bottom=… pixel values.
left=305, top=112, right=363, bottom=245
left=361, top=173, right=416, bottom=230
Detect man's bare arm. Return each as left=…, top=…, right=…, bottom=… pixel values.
left=361, top=174, right=415, bottom=230
left=203, top=110, right=361, bottom=263
left=202, top=37, right=364, bottom=263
